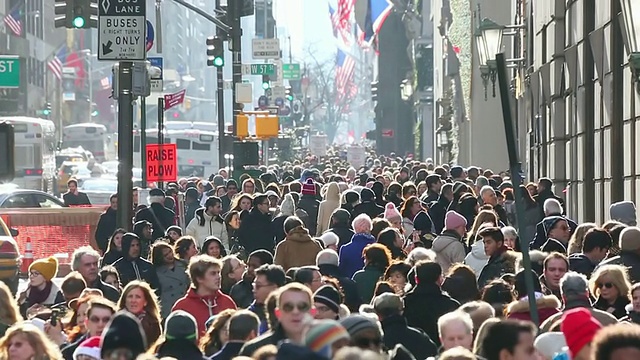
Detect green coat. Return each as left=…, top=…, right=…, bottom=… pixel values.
left=353, top=265, right=385, bottom=304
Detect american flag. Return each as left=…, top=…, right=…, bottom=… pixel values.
left=47, top=45, right=67, bottom=81
left=3, top=6, right=22, bottom=37
left=335, top=49, right=357, bottom=104
left=329, top=0, right=354, bottom=46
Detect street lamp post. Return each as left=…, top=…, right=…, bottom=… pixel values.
left=475, top=18, right=505, bottom=99
left=620, top=0, right=640, bottom=89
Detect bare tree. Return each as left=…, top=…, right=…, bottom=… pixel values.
left=304, top=48, right=352, bottom=143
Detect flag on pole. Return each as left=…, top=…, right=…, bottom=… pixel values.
left=329, top=0, right=354, bottom=46
left=361, top=0, right=393, bottom=44
left=3, top=5, right=22, bottom=36
left=47, top=45, right=68, bottom=81
left=335, top=49, right=356, bottom=104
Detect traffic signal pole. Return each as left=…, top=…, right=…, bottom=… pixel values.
left=116, top=62, right=135, bottom=231
left=229, top=0, right=242, bottom=137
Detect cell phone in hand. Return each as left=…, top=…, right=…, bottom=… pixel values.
left=51, top=309, right=60, bottom=327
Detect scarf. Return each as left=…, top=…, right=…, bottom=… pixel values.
left=27, top=281, right=53, bottom=305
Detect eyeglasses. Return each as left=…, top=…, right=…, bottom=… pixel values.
left=354, top=337, right=382, bottom=348
left=90, top=316, right=112, bottom=324
left=598, top=282, right=614, bottom=289
left=280, top=302, right=311, bottom=313
left=29, top=271, right=41, bottom=277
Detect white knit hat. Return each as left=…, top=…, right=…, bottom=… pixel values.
left=73, top=336, right=101, bottom=360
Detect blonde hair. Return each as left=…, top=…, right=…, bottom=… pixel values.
left=187, top=254, right=223, bottom=289
left=0, top=282, right=22, bottom=325
left=117, top=281, right=161, bottom=324
left=589, top=264, right=632, bottom=301
left=467, top=210, right=499, bottom=246
left=567, top=222, right=597, bottom=254
left=0, top=323, right=63, bottom=359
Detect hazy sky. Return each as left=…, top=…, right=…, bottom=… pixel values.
left=273, top=0, right=336, bottom=63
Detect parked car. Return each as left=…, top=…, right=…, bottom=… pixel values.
left=0, top=217, right=20, bottom=294
left=0, top=189, right=65, bottom=208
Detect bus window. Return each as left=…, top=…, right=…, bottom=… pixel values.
left=192, top=142, right=211, bottom=151
left=199, top=134, right=214, bottom=142
left=176, top=139, right=190, bottom=150
left=11, top=124, right=28, bottom=133
left=86, top=127, right=97, bottom=134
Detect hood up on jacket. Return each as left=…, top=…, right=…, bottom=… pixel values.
left=194, top=207, right=224, bottom=226
left=121, top=233, right=141, bottom=261
left=610, top=201, right=637, bottom=226
left=360, top=188, right=375, bottom=202
left=324, top=182, right=341, bottom=202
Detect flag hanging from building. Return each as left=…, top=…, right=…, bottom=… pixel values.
left=329, top=0, right=354, bottom=46
left=3, top=4, right=23, bottom=37
left=335, top=49, right=356, bottom=104
left=361, top=0, right=393, bottom=44
left=47, top=45, right=68, bottom=81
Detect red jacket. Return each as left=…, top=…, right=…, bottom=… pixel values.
left=171, top=288, right=237, bottom=336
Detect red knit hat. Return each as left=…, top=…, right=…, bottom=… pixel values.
left=560, top=308, right=602, bottom=358
left=302, top=178, right=316, bottom=195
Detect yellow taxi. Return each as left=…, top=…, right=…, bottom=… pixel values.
left=0, top=217, right=20, bottom=294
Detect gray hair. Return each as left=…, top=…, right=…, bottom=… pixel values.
left=544, top=198, right=563, bottom=216
left=316, top=249, right=339, bottom=266
left=560, top=271, right=589, bottom=297
left=501, top=226, right=518, bottom=239
left=72, top=246, right=100, bottom=271
left=480, top=185, right=495, bottom=198
left=438, top=311, right=474, bottom=337
left=405, top=247, right=436, bottom=266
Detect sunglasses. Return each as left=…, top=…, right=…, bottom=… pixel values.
left=598, top=282, right=614, bottom=289
left=281, top=302, right=311, bottom=313
left=354, top=337, right=383, bottom=348
left=90, top=316, right=112, bottom=324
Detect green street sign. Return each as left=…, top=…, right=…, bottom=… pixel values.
left=282, top=63, right=301, bottom=80
left=0, top=56, right=20, bottom=88
left=251, top=64, right=275, bottom=75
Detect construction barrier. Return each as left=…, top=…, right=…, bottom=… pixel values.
left=0, top=207, right=105, bottom=263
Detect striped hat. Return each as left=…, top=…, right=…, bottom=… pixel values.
left=304, top=320, right=350, bottom=357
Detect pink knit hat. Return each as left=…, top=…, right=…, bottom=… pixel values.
left=384, top=203, right=401, bottom=220
left=302, top=178, right=316, bottom=195
left=444, top=211, right=467, bottom=230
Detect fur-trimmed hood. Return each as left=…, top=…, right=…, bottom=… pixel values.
left=507, top=295, right=560, bottom=314
left=518, top=250, right=547, bottom=271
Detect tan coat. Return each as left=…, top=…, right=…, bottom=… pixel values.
left=274, top=226, right=324, bottom=271
left=316, top=182, right=341, bottom=236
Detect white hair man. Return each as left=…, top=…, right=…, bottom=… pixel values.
left=530, top=199, right=578, bottom=250
left=437, top=310, right=474, bottom=351
left=71, top=246, right=120, bottom=302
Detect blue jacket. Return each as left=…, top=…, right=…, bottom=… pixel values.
left=338, top=233, right=375, bottom=278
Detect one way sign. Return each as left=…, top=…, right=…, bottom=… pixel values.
left=98, top=0, right=146, bottom=61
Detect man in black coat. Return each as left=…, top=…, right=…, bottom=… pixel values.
left=352, top=188, right=384, bottom=219
left=325, top=209, right=355, bottom=248
left=94, top=193, right=118, bottom=253
left=530, top=198, right=577, bottom=250
left=134, top=188, right=175, bottom=240
left=533, top=177, right=566, bottom=219
left=569, top=228, right=612, bottom=278
left=237, top=194, right=275, bottom=254
left=112, top=233, right=161, bottom=294
left=373, top=293, right=437, bottom=359
left=316, top=249, right=361, bottom=312
left=63, top=179, right=91, bottom=206
left=298, top=178, right=320, bottom=235
left=403, top=261, right=460, bottom=347
left=428, top=183, right=453, bottom=234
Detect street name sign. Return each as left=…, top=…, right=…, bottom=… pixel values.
left=282, top=63, right=301, bottom=80
left=148, top=56, right=163, bottom=92
left=98, top=0, right=146, bottom=61
left=0, top=55, right=20, bottom=88
left=252, top=39, right=280, bottom=59
left=242, top=63, right=276, bottom=75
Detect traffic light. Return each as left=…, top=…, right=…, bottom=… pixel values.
left=262, top=75, right=270, bottom=90
left=206, top=36, right=225, bottom=67
left=0, top=122, right=15, bottom=182
left=54, top=0, right=98, bottom=29
left=371, top=81, right=379, bottom=102
left=285, top=86, right=293, bottom=101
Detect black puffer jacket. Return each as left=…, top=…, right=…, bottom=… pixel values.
left=569, top=253, right=597, bottom=278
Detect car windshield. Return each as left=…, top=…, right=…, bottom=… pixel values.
left=80, top=179, right=118, bottom=192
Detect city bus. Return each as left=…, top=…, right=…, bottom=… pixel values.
left=133, top=128, right=219, bottom=178
left=62, top=123, right=116, bottom=162
left=0, top=116, right=56, bottom=192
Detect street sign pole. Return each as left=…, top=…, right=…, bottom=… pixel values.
left=116, top=62, right=135, bottom=231
left=217, top=65, right=226, bottom=170
left=141, top=96, right=147, bottom=186
left=157, top=97, right=165, bottom=190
